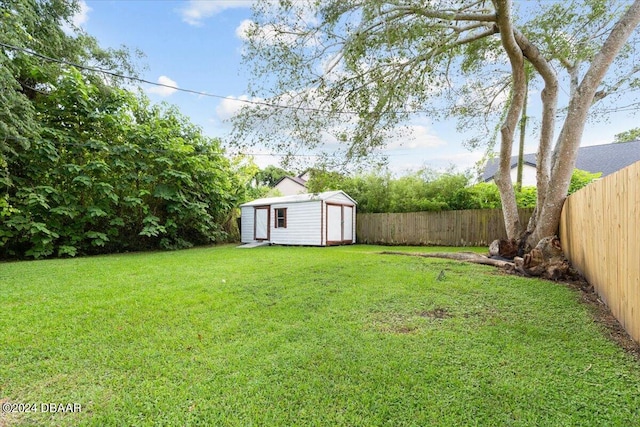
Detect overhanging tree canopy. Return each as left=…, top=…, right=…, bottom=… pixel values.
left=232, top=0, right=640, bottom=253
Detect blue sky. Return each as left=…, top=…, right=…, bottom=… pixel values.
left=77, top=0, right=638, bottom=175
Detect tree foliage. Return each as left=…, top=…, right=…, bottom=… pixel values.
left=1, top=69, right=247, bottom=258
left=568, top=169, right=602, bottom=194
left=0, top=0, right=140, bottom=175
left=308, top=169, right=453, bottom=213
left=307, top=168, right=598, bottom=214
left=252, top=165, right=292, bottom=187
left=1, top=0, right=253, bottom=259
left=234, top=0, right=640, bottom=250
left=614, top=127, right=640, bottom=143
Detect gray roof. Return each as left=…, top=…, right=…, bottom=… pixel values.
left=482, top=140, right=640, bottom=182
left=274, top=175, right=307, bottom=188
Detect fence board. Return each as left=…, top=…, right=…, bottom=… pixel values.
left=560, top=160, right=640, bottom=343
left=356, top=208, right=534, bottom=247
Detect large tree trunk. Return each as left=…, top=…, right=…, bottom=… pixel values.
left=493, top=0, right=526, bottom=240
left=487, top=0, right=640, bottom=276
left=490, top=0, right=640, bottom=254
left=528, top=0, right=640, bottom=248
left=512, top=30, right=558, bottom=251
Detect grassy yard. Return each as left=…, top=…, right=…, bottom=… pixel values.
left=1, top=244, right=639, bottom=426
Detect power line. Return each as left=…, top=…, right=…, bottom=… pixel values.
left=0, top=41, right=356, bottom=115
left=4, top=40, right=638, bottom=146
left=0, top=41, right=445, bottom=117
left=2, top=136, right=424, bottom=159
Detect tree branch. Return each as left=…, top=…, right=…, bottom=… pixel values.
left=533, top=0, right=640, bottom=244
left=493, top=0, right=526, bottom=239
left=593, top=63, right=640, bottom=102
left=513, top=29, right=558, bottom=217
left=411, top=8, right=497, bottom=23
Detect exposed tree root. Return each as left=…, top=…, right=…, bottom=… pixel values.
left=380, top=236, right=583, bottom=282
left=379, top=251, right=515, bottom=269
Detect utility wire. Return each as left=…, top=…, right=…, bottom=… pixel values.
left=0, top=135, right=320, bottom=157
left=2, top=40, right=637, bottom=128
left=6, top=41, right=638, bottom=119
left=0, top=41, right=446, bottom=117
left=0, top=41, right=356, bottom=115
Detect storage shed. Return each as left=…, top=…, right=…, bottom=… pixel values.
left=240, top=191, right=357, bottom=246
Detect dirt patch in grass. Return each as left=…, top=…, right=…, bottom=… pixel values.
left=370, top=308, right=455, bottom=334
left=419, top=308, right=452, bottom=319
left=394, top=325, right=418, bottom=334
left=369, top=312, right=419, bottom=334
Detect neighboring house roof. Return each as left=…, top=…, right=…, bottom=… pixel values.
left=273, top=176, right=308, bottom=196
left=285, top=176, right=308, bottom=187
left=274, top=171, right=310, bottom=188
left=482, top=154, right=537, bottom=182
left=240, top=190, right=357, bottom=207
left=482, top=140, right=640, bottom=182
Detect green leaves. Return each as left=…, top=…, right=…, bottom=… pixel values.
left=1, top=67, right=245, bottom=259
left=0, top=1, right=254, bottom=259
left=568, top=168, right=601, bottom=194
left=85, top=231, right=109, bottom=247
left=139, top=215, right=166, bottom=238
left=614, top=127, right=640, bottom=143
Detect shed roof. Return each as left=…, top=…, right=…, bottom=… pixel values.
left=240, top=190, right=356, bottom=207
left=482, top=140, right=640, bottom=182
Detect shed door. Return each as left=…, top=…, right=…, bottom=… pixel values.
left=327, top=204, right=343, bottom=242
left=254, top=206, right=270, bottom=240
left=343, top=205, right=353, bottom=241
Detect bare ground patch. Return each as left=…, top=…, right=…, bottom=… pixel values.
left=418, top=308, right=452, bottom=319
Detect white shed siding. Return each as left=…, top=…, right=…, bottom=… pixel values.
left=239, top=190, right=356, bottom=246
left=270, top=201, right=322, bottom=245
left=343, top=205, right=354, bottom=242
left=325, top=192, right=354, bottom=205
left=240, top=206, right=255, bottom=243
left=326, top=204, right=343, bottom=242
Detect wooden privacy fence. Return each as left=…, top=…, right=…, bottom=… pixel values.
left=560, top=160, right=640, bottom=343
left=357, top=208, right=534, bottom=247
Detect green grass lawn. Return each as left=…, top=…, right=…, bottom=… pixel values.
left=1, top=244, right=639, bottom=426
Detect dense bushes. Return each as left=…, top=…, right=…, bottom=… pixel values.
left=1, top=70, right=249, bottom=258
left=306, top=168, right=599, bottom=214
left=0, top=1, right=258, bottom=259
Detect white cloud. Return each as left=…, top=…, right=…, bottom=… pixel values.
left=180, top=1, right=253, bottom=26
left=71, top=0, right=92, bottom=27
left=73, top=0, right=91, bottom=27
left=382, top=116, right=447, bottom=151
left=62, top=0, right=91, bottom=35
left=147, top=76, right=179, bottom=97
left=434, top=150, right=485, bottom=167
left=385, top=124, right=447, bottom=151
left=385, top=149, right=486, bottom=176
left=235, top=19, right=254, bottom=41
left=235, top=19, right=293, bottom=45
left=235, top=18, right=319, bottom=48
left=216, top=95, right=265, bottom=121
